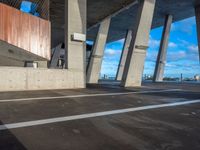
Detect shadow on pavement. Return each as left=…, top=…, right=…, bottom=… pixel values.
left=0, top=121, right=27, bottom=150
left=141, top=91, right=200, bottom=100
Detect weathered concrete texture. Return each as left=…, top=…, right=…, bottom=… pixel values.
left=0, top=56, right=24, bottom=67
left=65, top=0, right=87, bottom=72
left=195, top=5, right=200, bottom=61
left=63, top=0, right=87, bottom=89
left=87, top=18, right=111, bottom=84
left=33, top=61, right=48, bottom=68
left=0, top=57, right=48, bottom=68
left=50, top=0, right=200, bottom=47
left=0, top=67, right=85, bottom=91
left=153, top=15, right=173, bottom=82
left=121, top=0, right=156, bottom=87
left=0, top=40, right=47, bottom=62
left=116, top=30, right=132, bottom=81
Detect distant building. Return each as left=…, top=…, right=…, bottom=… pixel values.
left=194, top=75, right=200, bottom=81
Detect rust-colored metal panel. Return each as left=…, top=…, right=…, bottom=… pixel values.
left=39, top=19, right=51, bottom=60
left=0, top=4, right=4, bottom=40
left=29, top=14, right=40, bottom=55
left=3, top=4, right=8, bottom=42
left=20, top=12, right=30, bottom=52
left=11, top=6, right=20, bottom=47
left=0, top=3, right=51, bottom=60
left=1, top=0, right=50, bottom=20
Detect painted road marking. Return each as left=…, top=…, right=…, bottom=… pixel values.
left=0, top=89, right=182, bottom=103
left=0, top=99, right=199, bottom=131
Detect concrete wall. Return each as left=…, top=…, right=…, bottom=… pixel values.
left=0, top=56, right=24, bottom=67
left=0, top=67, right=85, bottom=91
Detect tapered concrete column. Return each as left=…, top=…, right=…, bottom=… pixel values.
left=121, top=0, right=156, bottom=87
left=153, top=15, right=173, bottom=82
left=87, top=18, right=111, bottom=84
left=195, top=6, right=200, bottom=61
left=116, top=30, right=132, bottom=81
left=65, top=0, right=86, bottom=72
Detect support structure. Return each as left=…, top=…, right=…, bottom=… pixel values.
left=50, top=44, right=63, bottom=68
left=195, top=5, right=200, bottom=62
left=116, top=30, right=132, bottom=81
left=87, top=18, right=111, bottom=84
left=65, top=0, right=87, bottom=84
left=121, top=0, right=156, bottom=87
left=153, top=15, right=173, bottom=82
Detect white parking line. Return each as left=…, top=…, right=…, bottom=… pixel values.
left=0, top=99, right=199, bottom=131
left=0, top=89, right=182, bottom=103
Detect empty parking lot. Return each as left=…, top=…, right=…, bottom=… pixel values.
left=0, top=83, right=200, bottom=150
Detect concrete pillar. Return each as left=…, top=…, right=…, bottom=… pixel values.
left=121, top=0, right=156, bottom=87
left=65, top=0, right=86, bottom=72
left=153, top=15, right=173, bottom=82
left=86, top=18, right=111, bottom=84
left=195, top=6, right=200, bottom=62
left=116, top=30, right=132, bottom=81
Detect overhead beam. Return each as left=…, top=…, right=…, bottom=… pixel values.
left=87, top=0, right=138, bottom=31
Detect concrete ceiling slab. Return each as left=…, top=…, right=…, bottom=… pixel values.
left=50, top=0, right=200, bottom=47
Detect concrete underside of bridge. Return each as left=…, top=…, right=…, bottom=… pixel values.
left=51, top=0, right=200, bottom=47
left=0, top=0, right=200, bottom=91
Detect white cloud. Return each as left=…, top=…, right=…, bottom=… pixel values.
left=168, top=42, right=177, bottom=48
left=172, top=17, right=196, bottom=35
left=165, top=63, right=177, bottom=67
left=104, top=49, right=121, bottom=57
left=146, top=51, right=157, bottom=62
left=167, top=51, right=186, bottom=61
left=188, top=45, right=198, bottom=53
left=178, top=39, right=190, bottom=47
left=148, top=38, right=160, bottom=48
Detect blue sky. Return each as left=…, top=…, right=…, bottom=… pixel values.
left=101, top=17, right=200, bottom=78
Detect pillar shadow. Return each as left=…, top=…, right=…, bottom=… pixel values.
left=142, top=91, right=200, bottom=100
left=0, top=121, right=27, bottom=150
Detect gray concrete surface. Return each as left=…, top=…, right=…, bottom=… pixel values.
left=153, top=15, right=173, bottom=82
left=0, top=82, right=200, bottom=150
left=0, top=67, right=85, bottom=91
left=121, top=0, right=156, bottom=87
left=65, top=0, right=86, bottom=73
left=0, top=40, right=47, bottom=63
left=50, top=0, right=200, bottom=47
left=87, top=18, right=111, bottom=84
